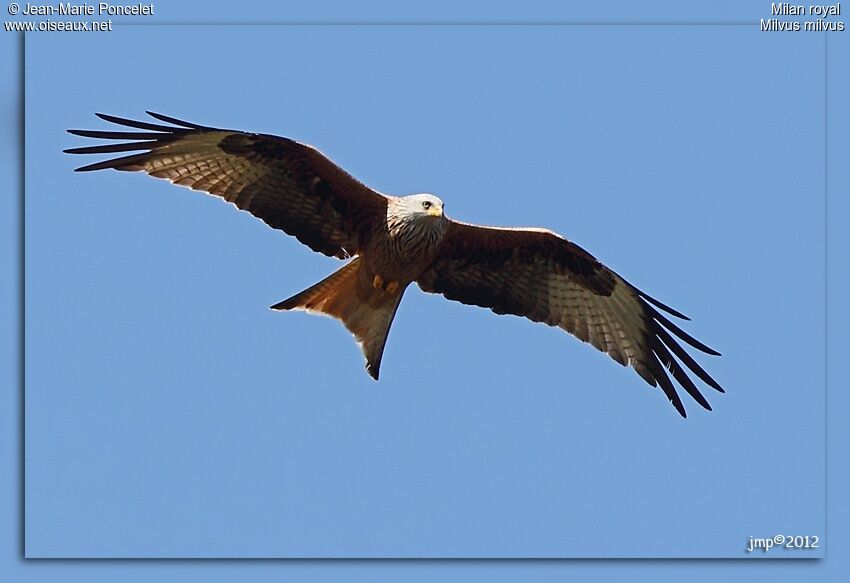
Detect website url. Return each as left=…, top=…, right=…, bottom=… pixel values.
left=4, top=19, right=112, bottom=31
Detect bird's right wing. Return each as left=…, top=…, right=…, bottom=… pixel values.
left=65, top=112, right=389, bottom=259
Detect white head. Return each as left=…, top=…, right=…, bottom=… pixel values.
left=386, top=193, right=448, bottom=244
left=400, top=193, right=445, bottom=219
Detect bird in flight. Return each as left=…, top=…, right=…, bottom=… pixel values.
left=66, top=112, right=724, bottom=417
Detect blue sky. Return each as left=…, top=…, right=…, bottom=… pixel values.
left=4, top=0, right=850, bottom=580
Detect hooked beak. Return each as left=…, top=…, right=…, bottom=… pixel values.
left=427, top=204, right=444, bottom=217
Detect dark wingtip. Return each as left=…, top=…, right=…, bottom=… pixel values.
left=145, top=110, right=207, bottom=129
left=91, top=112, right=187, bottom=132
left=73, top=163, right=102, bottom=172
left=633, top=287, right=691, bottom=320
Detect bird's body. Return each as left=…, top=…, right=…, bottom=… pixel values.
left=368, top=194, right=449, bottom=291
left=66, top=112, right=725, bottom=417
left=271, top=193, right=450, bottom=378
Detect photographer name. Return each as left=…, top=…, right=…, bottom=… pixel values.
left=22, top=2, right=154, bottom=16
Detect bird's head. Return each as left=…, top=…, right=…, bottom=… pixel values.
left=402, top=193, right=445, bottom=219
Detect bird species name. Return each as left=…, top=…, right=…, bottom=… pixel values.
left=761, top=3, right=845, bottom=30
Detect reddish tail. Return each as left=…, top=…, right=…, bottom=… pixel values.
left=271, top=258, right=405, bottom=379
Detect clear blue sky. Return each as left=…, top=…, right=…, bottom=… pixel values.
left=3, top=0, right=849, bottom=580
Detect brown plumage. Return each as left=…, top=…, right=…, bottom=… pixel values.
left=66, top=112, right=724, bottom=417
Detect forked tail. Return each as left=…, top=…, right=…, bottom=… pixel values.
left=270, top=258, right=404, bottom=379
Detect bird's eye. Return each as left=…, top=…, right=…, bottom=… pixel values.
left=422, top=201, right=432, bottom=210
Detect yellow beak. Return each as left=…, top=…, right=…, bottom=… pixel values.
left=427, top=205, right=443, bottom=217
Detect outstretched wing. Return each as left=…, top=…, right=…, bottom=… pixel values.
left=417, top=220, right=724, bottom=417
left=65, top=112, right=388, bottom=259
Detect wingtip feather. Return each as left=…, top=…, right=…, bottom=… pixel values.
left=145, top=110, right=207, bottom=129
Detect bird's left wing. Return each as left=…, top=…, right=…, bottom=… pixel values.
left=65, top=112, right=388, bottom=259
left=416, top=220, right=724, bottom=417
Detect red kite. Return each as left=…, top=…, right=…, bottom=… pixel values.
left=66, top=112, right=724, bottom=417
